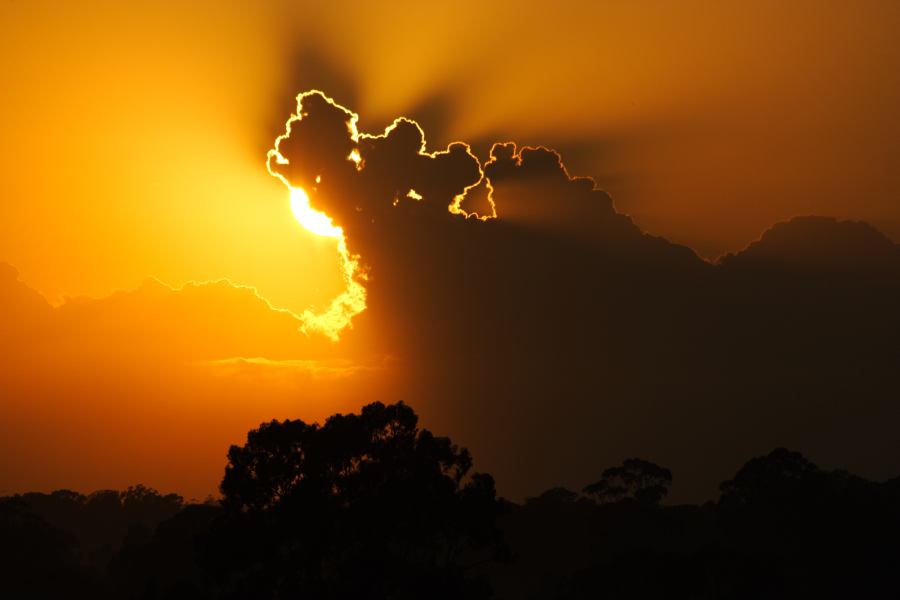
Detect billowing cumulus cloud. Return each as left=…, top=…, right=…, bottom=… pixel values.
left=268, top=91, right=900, bottom=501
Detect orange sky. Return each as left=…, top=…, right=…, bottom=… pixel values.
left=4, top=1, right=900, bottom=305
left=2, top=0, right=900, bottom=499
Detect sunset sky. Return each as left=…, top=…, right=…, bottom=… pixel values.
left=2, top=0, right=899, bottom=502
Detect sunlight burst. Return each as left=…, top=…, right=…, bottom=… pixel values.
left=285, top=186, right=366, bottom=340
left=289, top=186, right=342, bottom=238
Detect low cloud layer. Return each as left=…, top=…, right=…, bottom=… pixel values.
left=0, top=264, right=391, bottom=497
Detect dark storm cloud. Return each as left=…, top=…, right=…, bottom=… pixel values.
left=259, top=46, right=361, bottom=157
left=267, top=91, right=482, bottom=222
left=270, top=92, right=900, bottom=501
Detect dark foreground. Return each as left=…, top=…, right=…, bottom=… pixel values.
left=3, top=402, right=899, bottom=599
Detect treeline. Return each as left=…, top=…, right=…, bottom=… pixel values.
left=2, top=402, right=900, bottom=599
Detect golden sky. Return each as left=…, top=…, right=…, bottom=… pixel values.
left=2, top=0, right=900, bottom=501
left=4, top=1, right=900, bottom=304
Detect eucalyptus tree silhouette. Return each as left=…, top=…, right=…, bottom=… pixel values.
left=583, top=458, right=672, bottom=507
left=0, top=498, right=106, bottom=597
left=205, top=401, right=505, bottom=599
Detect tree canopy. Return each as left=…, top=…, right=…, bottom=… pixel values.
left=209, top=401, right=506, bottom=599
left=582, top=458, right=673, bottom=507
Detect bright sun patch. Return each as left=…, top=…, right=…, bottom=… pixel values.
left=286, top=186, right=366, bottom=341
left=289, top=187, right=341, bottom=239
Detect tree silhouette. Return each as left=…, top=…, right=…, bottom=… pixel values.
left=0, top=498, right=105, bottom=597
left=207, top=401, right=505, bottom=599
left=9, top=485, right=183, bottom=572
left=109, top=503, right=221, bottom=599
left=583, top=458, right=672, bottom=507
left=718, top=447, right=820, bottom=509
left=6, top=417, right=900, bottom=599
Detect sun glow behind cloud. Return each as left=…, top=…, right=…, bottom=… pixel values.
left=267, top=89, right=500, bottom=340
left=285, top=185, right=366, bottom=341
left=289, top=186, right=342, bottom=238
